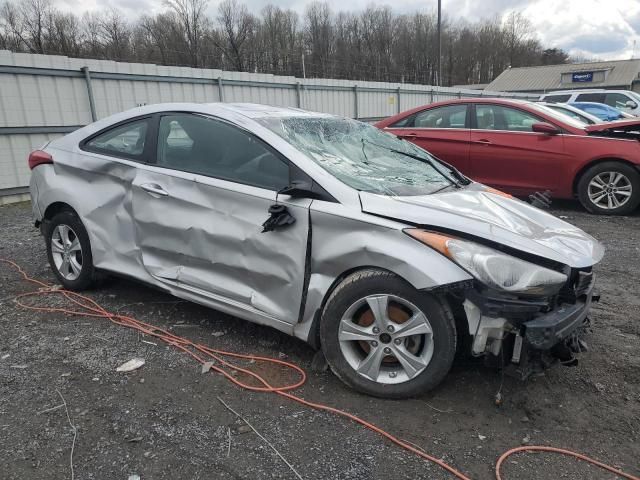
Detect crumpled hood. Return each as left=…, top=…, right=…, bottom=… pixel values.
left=584, top=118, right=640, bottom=133
left=359, top=186, right=604, bottom=268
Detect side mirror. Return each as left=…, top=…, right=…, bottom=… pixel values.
left=625, top=100, right=637, bottom=109
left=278, top=180, right=317, bottom=199
left=532, top=122, right=560, bottom=135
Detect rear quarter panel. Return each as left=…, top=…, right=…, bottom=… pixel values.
left=34, top=144, right=145, bottom=278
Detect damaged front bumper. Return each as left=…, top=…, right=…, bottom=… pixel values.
left=523, top=283, right=597, bottom=350
left=462, top=269, right=598, bottom=361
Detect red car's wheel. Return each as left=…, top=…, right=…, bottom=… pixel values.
left=577, top=161, right=640, bottom=215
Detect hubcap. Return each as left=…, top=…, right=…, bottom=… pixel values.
left=51, top=224, right=83, bottom=281
left=338, top=294, right=434, bottom=385
left=588, top=172, right=632, bottom=210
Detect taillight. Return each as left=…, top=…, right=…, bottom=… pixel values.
left=28, top=150, right=53, bottom=170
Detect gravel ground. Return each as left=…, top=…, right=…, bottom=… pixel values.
left=1, top=200, right=639, bottom=480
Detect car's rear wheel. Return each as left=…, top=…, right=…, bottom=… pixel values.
left=45, top=210, right=99, bottom=290
left=320, top=269, right=456, bottom=398
left=577, top=161, right=640, bottom=215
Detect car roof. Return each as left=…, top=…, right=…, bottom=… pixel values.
left=97, top=102, right=334, bottom=124
left=385, top=97, right=532, bottom=114
left=55, top=102, right=336, bottom=148
left=376, top=97, right=590, bottom=134
left=375, top=98, right=536, bottom=127
left=543, top=89, right=629, bottom=94
left=216, top=103, right=333, bottom=119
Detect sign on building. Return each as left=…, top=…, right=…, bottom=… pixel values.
left=572, top=72, right=594, bottom=83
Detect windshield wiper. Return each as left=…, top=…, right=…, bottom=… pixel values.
left=361, top=138, right=464, bottom=188
left=435, top=157, right=471, bottom=186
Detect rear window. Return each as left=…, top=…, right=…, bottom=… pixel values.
left=83, top=118, right=150, bottom=160
left=541, top=94, right=571, bottom=103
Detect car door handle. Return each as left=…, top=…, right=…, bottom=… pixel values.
left=140, top=183, right=169, bottom=197
left=399, top=133, right=417, bottom=139
left=475, top=139, right=492, bottom=145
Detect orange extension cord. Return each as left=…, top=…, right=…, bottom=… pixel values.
left=1, top=258, right=637, bottom=480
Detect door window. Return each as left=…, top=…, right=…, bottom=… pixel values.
left=542, top=94, right=571, bottom=103
left=412, top=104, right=468, bottom=128
left=475, top=105, right=541, bottom=132
left=604, top=93, right=636, bottom=110
left=576, top=93, right=605, bottom=103
left=84, top=119, right=149, bottom=160
left=156, top=114, right=290, bottom=191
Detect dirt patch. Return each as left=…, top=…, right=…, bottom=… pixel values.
left=1, top=200, right=639, bottom=479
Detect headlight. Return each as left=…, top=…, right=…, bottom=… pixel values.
left=405, top=229, right=567, bottom=296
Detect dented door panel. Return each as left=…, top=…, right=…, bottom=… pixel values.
left=131, top=165, right=311, bottom=323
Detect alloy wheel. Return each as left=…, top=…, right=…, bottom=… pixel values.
left=50, top=224, right=83, bottom=281
left=588, top=171, right=633, bottom=210
left=338, top=294, right=434, bottom=385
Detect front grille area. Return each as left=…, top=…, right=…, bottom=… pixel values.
left=558, top=268, right=593, bottom=305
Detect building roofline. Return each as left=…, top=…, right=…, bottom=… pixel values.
left=499, top=58, right=640, bottom=72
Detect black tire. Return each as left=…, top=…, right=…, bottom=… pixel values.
left=577, top=161, right=640, bottom=215
left=320, top=269, right=457, bottom=399
left=44, top=210, right=99, bottom=290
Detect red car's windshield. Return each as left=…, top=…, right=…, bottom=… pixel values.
left=526, top=103, right=588, bottom=130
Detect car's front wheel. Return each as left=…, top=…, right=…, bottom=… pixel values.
left=320, top=269, right=457, bottom=398
left=577, top=161, right=640, bottom=215
left=45, top=210, right=99, bottom=290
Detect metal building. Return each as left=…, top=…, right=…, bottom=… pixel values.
left=486, top=59, right=640, bottom=94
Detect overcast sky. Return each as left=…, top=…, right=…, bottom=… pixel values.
left=54, top=0, right=640, bottom=61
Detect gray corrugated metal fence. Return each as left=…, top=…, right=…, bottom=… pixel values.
left=0, top=50, right=536, bottom=200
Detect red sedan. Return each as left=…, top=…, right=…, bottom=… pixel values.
left=376, top=98, right=640, bottom=215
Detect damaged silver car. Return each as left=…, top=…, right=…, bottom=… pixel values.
left=28, top=103, right=604, bottom=398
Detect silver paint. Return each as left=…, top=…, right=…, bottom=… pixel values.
left=30, top=103, right=604, bottom=345
left=359, top=185, right=604, bottom=268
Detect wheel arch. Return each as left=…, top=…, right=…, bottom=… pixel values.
left=40, top=201, right=96, bottom=263
left=301, top=265, right=465, bottom=351
left=43, top=201, right=79, bottom=221
left=572, top=157, right=639, bottom=195
left=303, top=266, right=397, bottom=350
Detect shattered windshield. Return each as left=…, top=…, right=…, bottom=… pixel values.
left=258, top=116, right=457, bottom=196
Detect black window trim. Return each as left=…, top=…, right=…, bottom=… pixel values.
left=80, top=115, right=155, bottom=163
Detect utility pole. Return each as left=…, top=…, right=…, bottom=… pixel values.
left=302, top=51, right=306, bottom=79
left=437, top=0, right=442, bottom=86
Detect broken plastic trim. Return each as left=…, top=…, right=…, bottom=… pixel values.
left=262, top=204, right=296, bottom=233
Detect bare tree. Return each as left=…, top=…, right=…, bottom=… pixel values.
left=216, top=0, right=255, bottom=71
left=0, top=1, right=28, bottom=51
left=50, top=11, right=82, bottom=56
left=0, top=0, right=568, bottom=86
left=503, top=11, right=533, bottom=67
left=164, top=0, right=208, bottom=67
left=259, top=5, right=299, bottom=74
left=304, top=1, right=333, bottom=77
left=98, top=8, right=131, bottom=60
